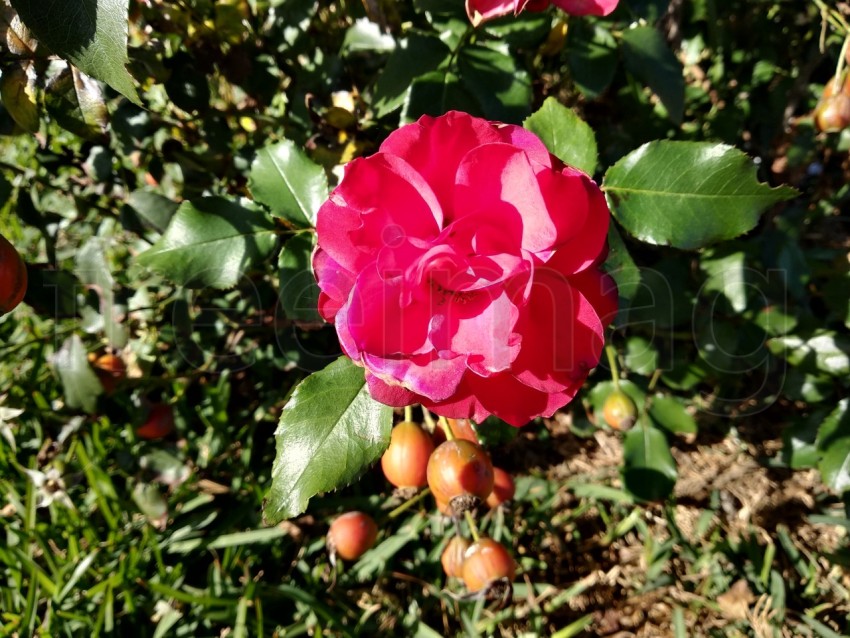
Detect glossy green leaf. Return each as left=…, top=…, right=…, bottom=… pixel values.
left=264, top=357, right=393, bottom=523
left=458, top=43, right=531, bottom=123
left=768, top=331, right=850, bottom=377
left=781, top=412, right=822, bottom=470
left=700, top=247, right=748, bottom=313
left=278, top=232, right=322, bottom=324
left=249, top=140, right=328, bottom=228
left=648, top=396, right=697, bottom=436
left=53, top=335, right=102, bottom=414
left=816, top=399, right=850, bottom=494
left=373, top=33, right=451, bottom=118
left=622, top=425, right=677, bottom=501
left=10, top=0, right=140, bottom=104
left=138, top=197, right=276, bottom=289
left=342, top=18, right=396, bottom=55
left=604, top=224, right=640, bottom=325
left=523, top=97, right=597, bottom=175
left=603, top=141, right=798, bottom=249
left=621, top=25, right=684, bottom=124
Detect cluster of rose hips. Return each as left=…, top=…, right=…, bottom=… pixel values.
left=326, top=416, right=517, bottom=601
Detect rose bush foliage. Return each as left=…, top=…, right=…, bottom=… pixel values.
left=313, top=112, right=616, bottom=427
left=466, top=0, right=619, bottom=27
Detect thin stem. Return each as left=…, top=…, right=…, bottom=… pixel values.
left=438, top=415, right=456, bottom=441
left=404, top=405, right=413, bottom=423
left=422, top=409, right=437, bottom=433
left=387, top=488, right=431, bottom=520
left=464, top=510, right=481, bottom=543
left=605, top=344, right=621, bottom=390
left=834, top=33, right=850, bottom=93
left=648, top=368, right=662, bottom=392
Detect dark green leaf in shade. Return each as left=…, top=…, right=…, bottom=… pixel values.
left=621, top=25, right=684, bottom=124
left=372, top=33, right=451, bottom=118
left=816, top=399, right=850, bottom=494
left=648, top=396, right=697, bottom=436
left=23, top=268, right=80, bottom=318
left=624, top=335, right=658, bottom=376
left=781, top=412, right=823, bottom=470
left=603, top=141, right=798, bottom=249
left=402, top=71, right=482, bottom=123
left=768, top=331, right=850, bottom=377
left=137, top=197, right=277, bottom=289
left=126, top=190, right=180, bottom=234
left=9, top=0, right=140, bottom=104
left=566, top=22, right=618, bottom=99
left=622, top=424, right=677, bottom=501
left=264, top=357, right=393, bottom=523
left=523, top=97, right=597, bottom=175
left=44, top=64, right=108, bottom=140
left=457, top=43, right=531, bottom=123
left=0, top=61, right=40, bottom=132
left=278, top=233, right=322, bottom=324
left=164, top=52, right=210, bottom=113
left=53, top=334, right=102, bottom=414
left=603, top=223, right=640, bottom=326
left=248, top=140, right=328, bottom=228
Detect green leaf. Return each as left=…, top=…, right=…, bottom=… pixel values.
left=566, top=22, right=618, bottom=100
left=816, top=399, right=850, bottom=494
left=264, top=357, right=393, bottom=523
left=53, top=335, right=103, bottom=414
left=604, top=223, right=640, bottom=324
left=126, top=190, right=179, bottom=234
left=342, top=18, right=396, bottom=55
left=458, top=43, right=531, bottom=123
left=75, top=237, right=127, bottom=348
left=700, top=247, right=749, bottom=313
left=603, top=141, right=798, bottom=249
left=648, top=396, right=697, bottom=436
left=44, top=64, right=108, bottom=141
left=373, top=33, right=451, bottom=118
left=249, top=140, right=328, bottom=228
left=402, top=70, right=482, bottom=123
left=137, top=197, right=276, bottom=289
left=10, top=0, right=140, bottom=104
left=523, top=97, right=597, bottom=175
left=624, top=335, right=658, bottom=376
left=621, top=25, right=684, bottom=124
left=278, top=232, right=322, bottom=324
left=0, top=61, right=40, bottom=132
left=768, top=331, right=850, bottom=377
left=781, top=413, right=822, bottom=470
left=622, top=424, right=677, bottom=501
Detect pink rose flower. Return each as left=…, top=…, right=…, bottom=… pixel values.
left=313, top=111, right=617, bottom=427
left=466, top=0, right=618, bottom=27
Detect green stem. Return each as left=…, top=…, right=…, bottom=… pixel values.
left=387, top=488, right=431, bottom=520
left=464, top=510, right=480, bottom=543
left=605, top=344, right=621, bottom=390
left=438, top=415, right=455, bottom=441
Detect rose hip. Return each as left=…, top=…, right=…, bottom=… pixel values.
left=0, top=233, right=27, bottom=315
left=603, top=389, right=637, bottom=431
left=427, top=439, right=494, bottom=514
left=486, top=467, right=516, bottom=508
left=440, top=535, right=470, bottom=579
left=461, top=538, right=516, bottom=592
left=327, top=511, right=378, bottom=561
left=380, top=421, right=435, bottom=489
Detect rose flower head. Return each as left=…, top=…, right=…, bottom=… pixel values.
left=313, top=111, right=617, bottom=427
left=466, top=0, right=618, bottom=27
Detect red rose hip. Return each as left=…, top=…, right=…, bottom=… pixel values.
left=461, top=538, right=516, bottom=592
left=381, top=421, right=435, bottom=489
left=0, top=233, right=27, bottom=315
left=486, top=467, right=516, bottom=508
left=427, top=439, right=494, bottom=514
left=441, top=535, right=470, bottom=579
left=327, top=511, right=378, bottom=561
